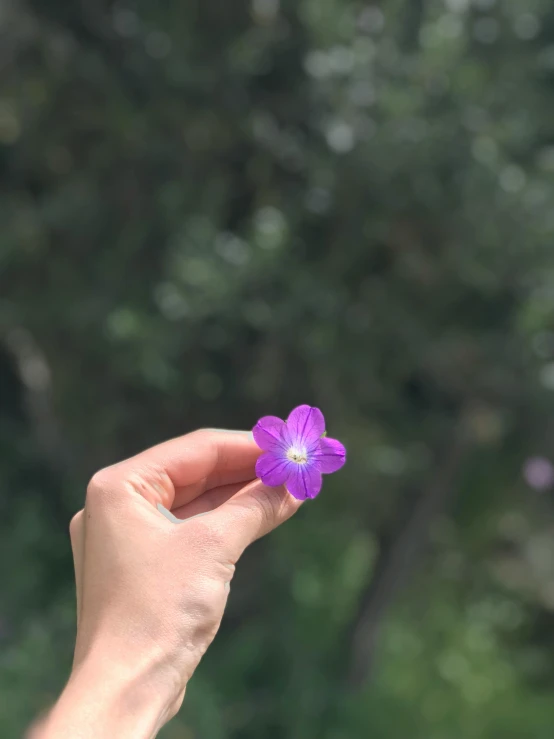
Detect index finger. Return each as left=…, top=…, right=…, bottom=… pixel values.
left=92, top=429, right=261, bottom=510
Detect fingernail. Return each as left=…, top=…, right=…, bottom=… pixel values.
left=153, top=482, right=169, bottom=498
left=187, top=511, right=211, bottom=521
left=224, top=582, right=231, bottom=592
left=209, top=429, right=254, bottom=439
left=157, top=504, right=180, bottom=524
left=157, top=504, right=211, bottom=524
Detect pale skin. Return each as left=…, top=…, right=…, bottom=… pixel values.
left=29, top=429, right=301, bottom=739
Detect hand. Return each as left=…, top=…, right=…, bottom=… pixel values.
left=37, top=429, right=301, bottom=738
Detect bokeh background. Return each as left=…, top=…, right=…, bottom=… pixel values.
left=2, top=0, right=554, bottom=736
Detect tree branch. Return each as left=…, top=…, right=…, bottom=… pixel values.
left=2, top=326, right=76, bottom=479
left=344, top=423, right=471, bottom=688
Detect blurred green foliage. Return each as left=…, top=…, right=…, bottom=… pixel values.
left=2, top=0, right=554, bottom=736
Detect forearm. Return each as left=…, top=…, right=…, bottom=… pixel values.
left=36, top=652, right=177, bottom=739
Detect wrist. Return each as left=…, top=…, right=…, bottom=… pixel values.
left=40, top=648, right=182, bottom=739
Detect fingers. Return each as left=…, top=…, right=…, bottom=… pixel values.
left=169, top=482, right=245, bottom=520
left=88, top=429, right=260, bottom=510
left=83, top=427, right=301, bottom=572
left=186, top=480, right=302, bottom=562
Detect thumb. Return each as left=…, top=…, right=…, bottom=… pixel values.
left=192, top=479, right=302, bottom=561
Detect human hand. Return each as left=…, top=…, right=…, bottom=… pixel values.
left=38, top=429, right=300, bottom=738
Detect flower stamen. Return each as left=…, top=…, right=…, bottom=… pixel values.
left=286, top=447, right=308, bottom=464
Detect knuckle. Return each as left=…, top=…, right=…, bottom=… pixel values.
left=87, top=462, right=175, bottom=507
left=187, top=578, right=227, bottom=641
left=69, top=510, right=83, bottom=541
left=190, top=428, right=210, bottom=441
left=125, top=465, right=173, bottom=505
left=197, top=581, right=225, bottom=621
left=218, top=561, right=236, bottom=584
left=87, top=467, right=113, bottom=497
left=86, top=466, right=119, bottom=507
left=189, top=427, right=221, bottom=460
left=186, top=429, right=214, bottom=452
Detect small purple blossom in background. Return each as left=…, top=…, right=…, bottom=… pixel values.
left=253, top=405, right=346, bottom=500
left=523, top=457, right=554, bottom=491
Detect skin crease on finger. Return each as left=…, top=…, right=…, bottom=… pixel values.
left=161, top=431, right=257, bottom=509
left=95, top=430, right=260, bottom=512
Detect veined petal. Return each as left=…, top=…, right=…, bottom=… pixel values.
left=314, top=437, right=346, bottom=474
left=252, top=416, right=287, bottom=452
left=256, top=453, right=291, bottom=487
left=286, top=405, right=325, bottom=446
left=286, top=462, right=323, bottom=500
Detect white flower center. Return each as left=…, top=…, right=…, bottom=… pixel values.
left=286, top=446, right=308, bottom=464
left=287, top=446, right=308, bottom=464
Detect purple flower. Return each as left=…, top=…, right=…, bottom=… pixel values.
left=252, top=405, right=346, bottom=500
left=523, top=457, right=554, bottom=491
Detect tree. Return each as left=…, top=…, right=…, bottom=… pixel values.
left=2, top=1, right=554, bottom=736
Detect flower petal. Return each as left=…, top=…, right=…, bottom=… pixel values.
left=256, top=453, right=291, bottom=487
left=286, top=463, right=323, bottom=500
left=314, top=437, right=346, bottom=474
left=252, top=416, right=287, bottom=452
left=286, top=405, right=325, bottom=445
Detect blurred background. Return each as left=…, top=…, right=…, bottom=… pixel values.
left=2, top=0, right=554, bottom=736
